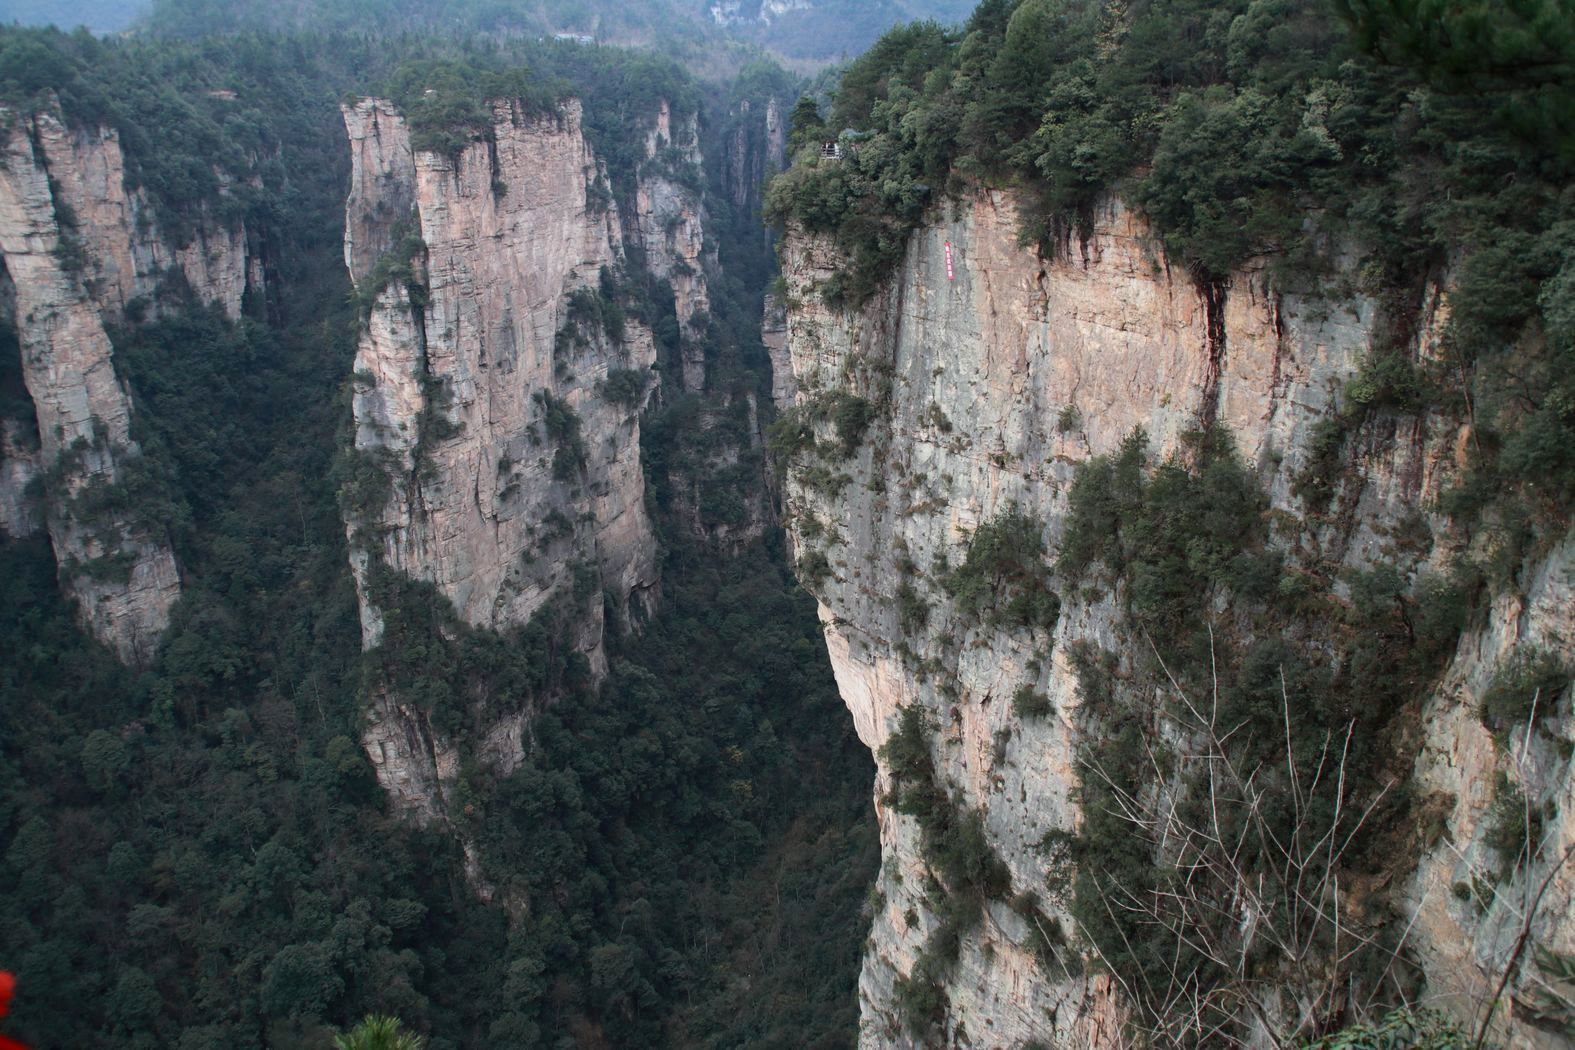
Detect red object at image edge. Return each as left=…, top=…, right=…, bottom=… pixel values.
left=0, top=971, right=28, bottom=1049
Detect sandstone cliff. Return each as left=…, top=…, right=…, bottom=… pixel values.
left=0, top=109, right=252, bottom=663
left=342, top=97, right=660, bottom=823
left=724, top=96, right=787, bottom=223
left=629, top=99, right=711, bottom=390
left=778, top=192, right=1574, bottom=1048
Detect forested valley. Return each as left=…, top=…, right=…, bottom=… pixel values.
left=2, top=0, right=1574, bottom=1047
left=0, top=19, right=878, bottom=1049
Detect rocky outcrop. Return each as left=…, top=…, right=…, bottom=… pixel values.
left=630, top=99, right=711, bottom=389
left=342, top=97, right=660, bottom=823
left=0, top=111, right=217, bottom=665
left=23, top=114, right=256, bottom=322
left=724, top=95, right=787, bottom=221
left=343, top=99, right=418, bottom=287
left=779, top=192, right=1574, bottom=1047
left=762, top=291, right=793, bottom=407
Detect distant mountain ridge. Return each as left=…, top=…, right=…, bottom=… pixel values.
left=2, top=0, right=976, bottom=62
left=706, top=0, right=976, bottom=58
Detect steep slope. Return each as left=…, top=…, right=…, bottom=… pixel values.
left=0, top=108, right=256, bottom=664
left=341, top=96, right=663, bottom=824
left=777, top=193, right=1573, bottom=1047
left=629, top=98, right=712, bottom=390
left=723, top=95, right=786, bottom=221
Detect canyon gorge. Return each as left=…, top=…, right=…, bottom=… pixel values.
left=1, top=2, right=1572, bottom=1047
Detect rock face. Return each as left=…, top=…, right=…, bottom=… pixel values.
left=11, top=114, right=256, bottom=323
left=628, top=99, right=711, bottom=389
left=762, top=291, right=793, bottom=407
left=342, top=97, right=660, bottom=822
left=725, top=96, right=787, bottom=221
left=778, top=192, right=1574, bottom=1047
left=0, top=111, right=252, bottom=663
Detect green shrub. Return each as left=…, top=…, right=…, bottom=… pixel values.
left=895, top=580, right=929, bottom=635
left=1011, top=684, right=1052, bottom=719
left=1485, top=772, right=1548, bottom=875
left=828, top=392, right=875, bottom=457
left=766, top=404, right=816, bottom=464
left=358, top=226, right=427, bottom=315
left=382, top=59, right=563, bottom=159
left=1301, top=1008, right=1469, bottom=1049
left=797, top=549, right=832, bottom=588
left=600, top=368, right=647, bottom=409
left=1067, top=642, right=1117, bottom=715
left=879, top=704, right=1014, bottom=1035
left=1481, top=647, right=1570, bottom=736
left=946, top=510, right=1060, bottom=631
left=534, top=391, right=586, bottom=480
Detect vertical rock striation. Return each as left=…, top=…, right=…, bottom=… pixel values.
left=342, top=97, right=660, bottom=822
left=779, top=192, right=1573, bottom=1047
left=0, top=110, right=259, bottom=663
left=0, top=107, right=255, bottom=662
left=725, top=95, right=787, bottom=222
left=629, top=99, right=711, bottom=389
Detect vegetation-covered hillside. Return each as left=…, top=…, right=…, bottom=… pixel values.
left=7, top=0, right=985, bottom=66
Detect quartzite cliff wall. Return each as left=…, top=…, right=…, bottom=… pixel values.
left=342, top=97, right=661, bottom=825
left=0, top=110, right=257, bottom=664
left=778, top=192, right=1574, bottom=1048
left=629, top=99, right=712, bottom=390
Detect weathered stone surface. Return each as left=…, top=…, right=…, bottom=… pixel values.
left=342, top=99, right=418, bottom=288
left=724, top=95, right=787, bottom=220
left=763, top=292, right=793, bottom=408
left=343, top=97, right=660, bottom=826
left=1404, top=536, right=1575, bottom=1050
left=0, top=112, right=185, bottom=665
left=30, top=114, right=253, bottom=321
left=630, top=99, right=711, bottom=389
left=780, top=192, right=1573, bottom=1048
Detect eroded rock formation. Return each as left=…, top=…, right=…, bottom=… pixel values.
left=778, top=192, right=1574, bottom=1047
left=629, top=98, right=711, bottom=389
left=725, top=95, right=787, bottom=222
left=342, top=97, right=660, bottom=822
left=0, top=110, right=254, bottom=663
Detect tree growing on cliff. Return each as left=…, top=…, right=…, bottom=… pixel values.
left=787, top=95, right=826, bottom=153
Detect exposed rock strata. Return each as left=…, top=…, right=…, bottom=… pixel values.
left=762, top=291, right=793, bottom=407
left=21, top=114, right=255, bottom=322
left=779, top=192, right=1574, bottom=1048
left=0, top=111, right=236, bottom=664
left=342, top=97, right=659, bottom=823
left=629, top=99, right=711, bottom=389
left=725, top=95, right=787, bottom=221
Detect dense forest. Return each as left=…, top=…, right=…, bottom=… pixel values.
left=0, top=23, right=877, bottom=1050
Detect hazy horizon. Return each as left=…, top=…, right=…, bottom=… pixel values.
left=0, top=0, right=977, bottom=60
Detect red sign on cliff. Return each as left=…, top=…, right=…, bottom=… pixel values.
left=945, top=242, right=955, bottom=281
